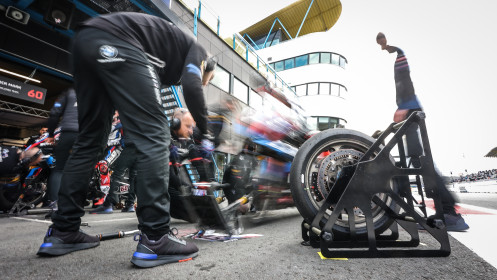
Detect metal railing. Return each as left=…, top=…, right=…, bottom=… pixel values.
left=178, top=0, right=298, bottom=102
left=0, top=100, right=50, bottom=118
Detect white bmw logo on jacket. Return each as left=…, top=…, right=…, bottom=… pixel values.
left=99, top=45, right=118, bottom=59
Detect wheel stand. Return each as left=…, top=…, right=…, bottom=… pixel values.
left=301, top=112, right=451, bottom=258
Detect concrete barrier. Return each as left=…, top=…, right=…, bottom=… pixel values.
left=449, top=180, right=497, bottom=193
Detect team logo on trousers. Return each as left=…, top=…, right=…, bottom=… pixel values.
left=99, top=45, right=118, bottom=58
left=97, top=45, right=125, bottom=63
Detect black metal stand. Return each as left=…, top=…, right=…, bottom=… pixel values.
left=301, top=112, right=451, bottom=258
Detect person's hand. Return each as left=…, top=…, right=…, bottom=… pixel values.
left=202, top=133, right=215, bottom=142
left=46, top=137, right=55, bottom=145
left=393, top=109, right=409, bottom=123
left=170, top=145, right=179, bottom=160
left=201, top=137, right=214, bottom=154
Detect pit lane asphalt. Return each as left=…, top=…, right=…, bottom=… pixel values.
left=1, top=207, right=496, bottom=280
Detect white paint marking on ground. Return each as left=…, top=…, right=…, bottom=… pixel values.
left=11, top=216, right=137, bottom=224
left=399, top=195, right=497, bottom=269
left=11, top=217, right=52, bottom=224
left=456, top=203, right=497, bottom=215
left=448, top=212, right=497, bottom=270
left=86, top=217, right=138, bottom=223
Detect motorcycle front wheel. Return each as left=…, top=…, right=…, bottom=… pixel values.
left=0, top=182, right=21, bottom=212
left=290, top=128, right=396, bottom=240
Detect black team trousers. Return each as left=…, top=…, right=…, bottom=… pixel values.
left=46, top=131, right=78, bottom=203
left=52, top=28, right=171, bottom=237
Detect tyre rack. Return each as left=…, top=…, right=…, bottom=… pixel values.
left=301, top=112, right=451, bottom=258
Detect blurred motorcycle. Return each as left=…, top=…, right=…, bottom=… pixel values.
left=0, top=133, right=56, bottom=215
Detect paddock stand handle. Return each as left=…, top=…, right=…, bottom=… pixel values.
left=97, top=229, right=140, bottom=241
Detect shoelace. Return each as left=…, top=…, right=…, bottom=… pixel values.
left=133, top=228, right=180, bottom=242
left=169, top=227, right=179, bottom=237
left=167, top=228, right=188, bottom=246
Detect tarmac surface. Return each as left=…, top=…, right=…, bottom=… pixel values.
left=1, top=193, right=497, bottom=280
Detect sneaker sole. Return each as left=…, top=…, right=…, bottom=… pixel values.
left=89, top=211, right=113, bottom=214
left=130, top=252, right=198, bottom=268
left=37, top=242, right=99, bottom=256
left=446, top=225, right=470, bottom=232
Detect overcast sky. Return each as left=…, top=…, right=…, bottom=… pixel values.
left=203, top=0, right=497, bottom=175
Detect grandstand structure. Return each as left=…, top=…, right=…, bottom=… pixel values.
left=239, top=0, right=349, bottom=130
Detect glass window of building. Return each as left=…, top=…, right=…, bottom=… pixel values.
left=321, top=52, right=331, bottom=63
left=317, top=117, right=330, bottom=130
left=329, top=117, right=339, bottom=128
left=211, top=66, right=230, bottom=93
left=269, top=63, right=275, bottom=70
left=249, top=89, right=263, bottom=108
left=295, top=54, right=308, bottom=67
left=233, top=78, right=248, bottom=104
left=319, top=83, right=330, bottom=95
left=295, top=84, right=307, bottom=96
left=274, top=61, right=284, bottom=72
left=317, top=117, right=339, bottom=131
left=284, top=58, right=295, bottom=70
left=309, top=53, right=320, bottom=64
left=307, top=83, right=319, bottom=95
left=330, top=83, right=339, bottom=96
left=306, top=117, right=318, bottom=130
left=339, top=56, right=346, bottom=68
left=331, top=53, right=340, bottom=65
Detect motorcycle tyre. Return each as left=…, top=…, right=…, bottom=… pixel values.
left=0, top=184, right=45, bottom=212
left=0, top=183, right=21, bottom=212
left=290, top=128, right=396, bottom=241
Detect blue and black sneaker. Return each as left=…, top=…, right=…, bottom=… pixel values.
left=131, top=230, right=198, bottom=268
left=37, top=227, right=100, bottom=256
left=121, top=204, right=135, bottom=213
left=444, top=213, right=469, bottom=232
left=89, top=205, right=113, bottom=214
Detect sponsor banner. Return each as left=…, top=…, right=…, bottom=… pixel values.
left=0, top=75, right=47, bottom=104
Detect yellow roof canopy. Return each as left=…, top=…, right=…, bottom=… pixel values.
left=485, top=147, right=497, bottom=158
left=239, top=0, right=342, bottom=42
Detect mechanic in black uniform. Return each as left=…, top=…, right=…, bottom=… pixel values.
left=168, top=108, right=199, bottom=223
left=25, top=126, right=48, bottom=148
left=44, top=88, right=79, bottom=209
left=37, top=12, right=216, bottom=268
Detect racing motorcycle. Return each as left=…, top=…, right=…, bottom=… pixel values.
left=222, top=145, right=296, bottom=223
left=177, top=138, right=298, bottom=235
left=0, top=133, right=56, bottom=215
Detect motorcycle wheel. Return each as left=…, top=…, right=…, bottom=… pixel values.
left=0, top=182, right=46, bottom=212
left=19, top=180, right=47, bottom=209
left=290, top=128, right=396, bottom=240
left=0, top=182, right=21, bottom=212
